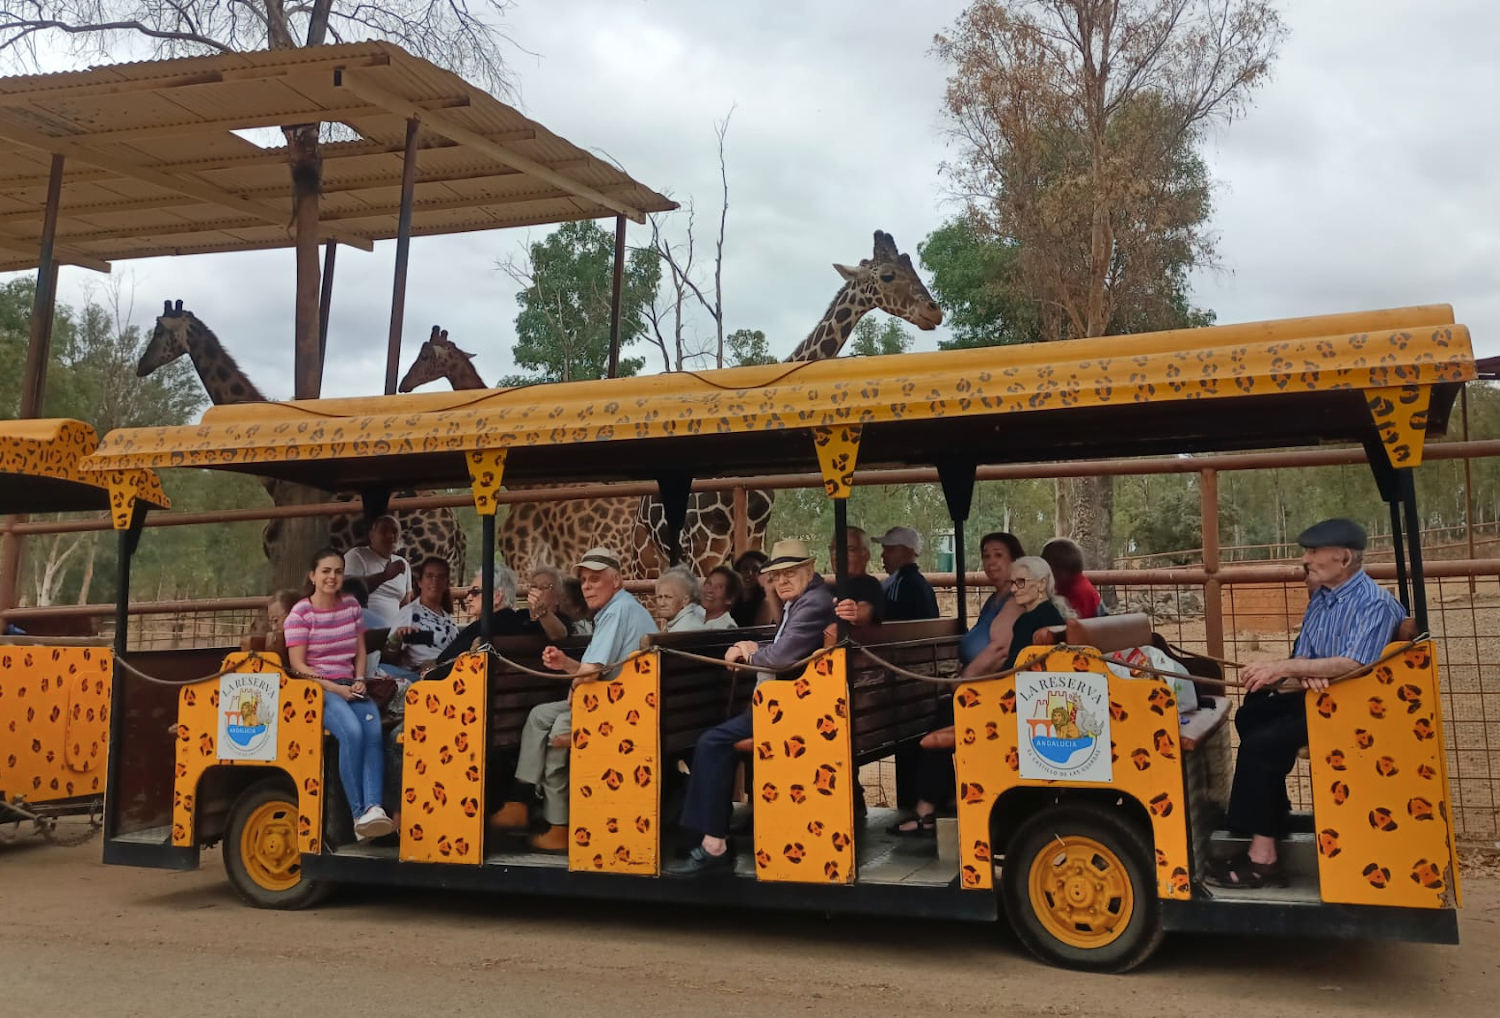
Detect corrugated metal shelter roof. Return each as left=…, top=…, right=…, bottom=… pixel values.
left=80, top=306, right=1475, bottom=493
left=0, top=42, right=676, bottom=272
left=0, top=418, right=168, bottom=523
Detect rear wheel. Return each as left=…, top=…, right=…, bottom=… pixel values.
left=1001, top=803, right=1162, bottom=972
left=223, top=779, right=330, bottom=909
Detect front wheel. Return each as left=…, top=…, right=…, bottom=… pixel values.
left=1001, top=803, right=1163, bottom=972
left=223, top=779, right=330, bottom=909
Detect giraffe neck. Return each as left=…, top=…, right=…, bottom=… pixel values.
left=443, top=357, right=487, bottom=391
left=785, top=280, right=879, bottom=363
left=185, top=321, right=267, bottom=405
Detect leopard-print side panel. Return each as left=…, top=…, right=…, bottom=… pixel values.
left=84, top=323, right=1472, bottom=476
left=400, top=652, right=486, bottom=864
left=812, top=425, right=861, bottom=499
left=0, top=645, right=110, bottom=804
left=1364, top=384, right=1431, bottom=469
left=465, top=448, right=508, bottom=516
left=0, top=418, right=168, bottom=523
left=568, top=652, right=660, bottom=875
left=172, top=654, right=324, bottom=854
left=751, top=650, right=855, bottom=884
left=953, top=647, right=1191, bottom=898
left=1306, top=640, right=1460, bottom=908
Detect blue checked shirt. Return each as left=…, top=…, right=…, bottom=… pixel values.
left=1292, top=570, right=1407, bottom=666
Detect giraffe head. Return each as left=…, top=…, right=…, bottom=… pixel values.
left=399, top=326, right=475, bottom=392
left=833, top=231, right=942, bottom=332
left=137, top=299, right=195, bottom=377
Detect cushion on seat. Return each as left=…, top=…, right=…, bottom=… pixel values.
left=1065, top=613, right=1154, bottom=654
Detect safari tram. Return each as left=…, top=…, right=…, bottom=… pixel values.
left=0, top=417, right=168, bottom=841
left=82, top=304, right=1465, bottom=971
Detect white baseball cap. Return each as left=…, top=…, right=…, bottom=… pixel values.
left=874, top=526, right=922, bottom=553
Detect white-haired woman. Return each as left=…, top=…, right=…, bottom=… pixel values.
left=1001, top=556, right=1072, bottom=670
left=655, top=566, right=707, bottom=632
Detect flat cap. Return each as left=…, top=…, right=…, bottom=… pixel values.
left=1296, top=518, right=1367, bottom=551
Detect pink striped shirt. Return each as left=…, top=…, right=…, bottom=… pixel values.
left=283, top=596, right=364, bottom=679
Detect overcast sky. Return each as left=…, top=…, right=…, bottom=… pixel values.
left=12, top=0, right=1500, bottom=402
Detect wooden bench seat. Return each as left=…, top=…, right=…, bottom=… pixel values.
left=484, top=634, right=585, bottom=752
left=650, top=626, right=774, bottom=756
left=845, top=619, right=961, bottom=764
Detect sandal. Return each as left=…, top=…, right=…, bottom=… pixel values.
left=886, top=812, right=937, bottom=837
left=1205, top=852, right=1288, bottom=889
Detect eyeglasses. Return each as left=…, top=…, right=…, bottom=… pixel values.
left=1008, top=577, right=1031, bottom=588
left=464, top=587, right=482, bottom=599
left=528, top=582, right=555, bottom=592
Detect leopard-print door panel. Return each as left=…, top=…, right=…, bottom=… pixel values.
left=0, top=645, right=110, bottom=804
left=953, top=647, right=1191, bottom=899
left=400, top=652, right=486, bottom=865
left=1306, top=640, right=1460, bottom=908
left=568, top=652, right=660, bottom=875
left=172, top=653, right=324, bottom=854
left=751, top=650, right=855, bottom=885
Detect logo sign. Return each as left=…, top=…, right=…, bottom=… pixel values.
left=1016, top=671, right=1111, bottom=783
left=217, top=672, right=280, bottom=762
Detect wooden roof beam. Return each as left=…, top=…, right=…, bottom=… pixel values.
left=335, top=69, right=645, bottom=224
left=72, top=96, right=470, bottom=144
left=0, top=129, right=543, bottom=192
left=0, top=232, right=110, bottom=273
left=0, top=51, right=392, bottom=107
left=0, top=118, right=375, bottom=252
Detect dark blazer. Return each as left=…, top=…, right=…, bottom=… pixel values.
left=749, top=573, right=835, bottom=674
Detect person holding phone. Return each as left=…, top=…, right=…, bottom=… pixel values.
left=284, top=547, right=393, bottom=841
left=389, top=557, right=459, bottom=673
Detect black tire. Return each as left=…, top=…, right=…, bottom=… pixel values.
left=223, top=779, right=331, bottom=910
left=1001, top=802, right=1163, bottom=973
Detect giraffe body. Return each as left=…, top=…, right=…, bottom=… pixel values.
left=139, top=302, right=467, bottom=583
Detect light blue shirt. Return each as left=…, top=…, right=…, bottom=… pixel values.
left=1293, top=570, right=1407, bottom=666
left=581, top=587, right=658, bottom=680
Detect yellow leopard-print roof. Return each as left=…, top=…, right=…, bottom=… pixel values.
left=79, top=306, right=1473, bottom=486
left=0, top=418, right=169, bottom=528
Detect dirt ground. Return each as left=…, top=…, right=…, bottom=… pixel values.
left=2, top=840, right=1497, bottom=1018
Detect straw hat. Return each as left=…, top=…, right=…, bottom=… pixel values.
left=761, top=538, right=815, bottom=573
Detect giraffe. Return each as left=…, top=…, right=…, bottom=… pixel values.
left=632, top=229, right=942, bottom=567
left=138, top=301, right=467, bottom=586
left=398, top=230, right=941, bottom=578
left=398, top=327, right=647, bottom=577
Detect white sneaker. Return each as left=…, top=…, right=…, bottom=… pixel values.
left=353, top=805, right=393, bottom=841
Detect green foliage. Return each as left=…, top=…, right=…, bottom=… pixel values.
left=919, top=218, right=1042, bottom=349
left=510, top=221, right=660, bottom=382
left=726, top=328, right=776, bottom=366
left=848, top=318, right=913, bottom=358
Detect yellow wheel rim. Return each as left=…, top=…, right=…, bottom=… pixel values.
left=239, top=799, right=302, bottom=893
left=1027, top=835, right=1134, bottom=950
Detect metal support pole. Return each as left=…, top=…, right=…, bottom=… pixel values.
left=318, top=240, right=337, bottom=366
left=833, top=499, right=850, bottom=641
left=1463, top=388, right=1477, bottom=594
left=1389, top=498, right=1410, bottom=612
left=385, top=117, right=421, bottom=395
left=480, top=513, right=496, bottom=640
left=952, top=524, right=967, bottom=628
left=0, top=517, right=19, bottom=621
left=1401, top=470, right=1429, bottom=633
left=606, top=214, right=626, bottom=379
left=103, top=504, right=146, bottom=842
left=731, top=486, right=749, bottom=560
left=20, top=154, right=65, bottom=419
left=1200, top=468, right=1224, bottom=659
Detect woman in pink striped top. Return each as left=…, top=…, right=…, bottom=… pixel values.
left=284, top=547, right=393, bottom=841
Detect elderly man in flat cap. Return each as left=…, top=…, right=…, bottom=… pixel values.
left=489, top=547, right=656, bottom=852
left=666, top=538, right=835, bottom=877
left=1209, top=518, right=1406, bottom=890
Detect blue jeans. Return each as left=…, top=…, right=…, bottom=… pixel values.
left=323, top=689, right=385, bottom=818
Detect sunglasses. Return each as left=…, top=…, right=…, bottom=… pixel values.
left=465, top=586, right=482, bottom=599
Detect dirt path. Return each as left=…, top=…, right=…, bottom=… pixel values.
left=1, top=840, right=1496, bottom=1018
